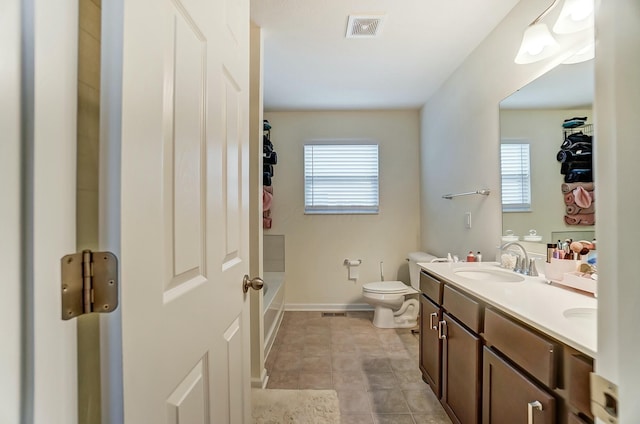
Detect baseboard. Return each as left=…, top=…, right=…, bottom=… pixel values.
left=284, top=303, right=374, bottom=312
left=251, top=368, right=269, bottom=389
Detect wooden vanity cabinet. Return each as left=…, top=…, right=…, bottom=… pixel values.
left=419, top=271, right=444, bottom=397
left=483, top=347, right=556, bottom=424
left=441, top=284, right=483, bottom=424
left=419, top=295, right=442, bottom=397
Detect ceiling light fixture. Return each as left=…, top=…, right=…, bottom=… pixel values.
left=553, top=0, right=594, bottom=33
left=514, top=0, right=562, bottom=64
left=514, top=0, right=594, bottom=65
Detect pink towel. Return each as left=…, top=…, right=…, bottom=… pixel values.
left=566, top=204, right=595, bottom=215
left=564, top=213, right=595, bottom=226
left=564, top=193, right=575, bottom=205
left=561, top=182, right=594, bottom=193
left=573, top=186, right=593, bottom=208
left=263, top=188, right=273, bottom=211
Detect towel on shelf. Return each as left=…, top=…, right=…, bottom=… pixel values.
left=561, top=182, right=594, bottom=193
left=564, top=213, right=595, bottom=226
left=573, top=186, right=593, bottom=208
left=263, top=188, right=273, bottom=211
left=566, top=204, right=595, bottom=215
left=564, top=192, right=575, bottom=205
left=263, top=209, right=272, bottom=229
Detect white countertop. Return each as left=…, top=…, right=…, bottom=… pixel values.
left=418, top=261, right=597, bottom=358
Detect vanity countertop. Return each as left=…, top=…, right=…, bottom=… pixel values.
left=418, top=261, right=597, bottom=358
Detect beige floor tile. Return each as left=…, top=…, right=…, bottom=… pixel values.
left=411, top=412, right=453, bottom=424
left=341, top=413, right=375, bottom=424
left=298, top=371, right=332, bottom=389
left=403, top=390, right=441, bottom=413
left=338, top=390, right=372, bottom=414
left=368, top=390, right=411, bottom=414
left=301, top=354, right=332, bottom=373
left=373, top=414, right=415, bottom=424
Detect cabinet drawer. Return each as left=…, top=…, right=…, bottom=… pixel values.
left=420, top=271, right=444, bottom=305
left=567, top=351, right=594, bottom=420
left=484, top=308, right=558, bottom=388
left=443, top=284, right=482, bottom=333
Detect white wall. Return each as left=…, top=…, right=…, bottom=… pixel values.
left=420, top=0, right=640, bottom=420
left=501, top=108, right=593, bottom=242
left=263, top=110, right=421, bottom=308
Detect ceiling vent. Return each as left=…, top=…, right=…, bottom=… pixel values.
left=346, top=15, right=385, bottom=38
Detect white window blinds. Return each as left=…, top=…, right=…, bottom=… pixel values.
left=500, top=143, right=531, bottom=212
left=304, top=143, right=379, bottom=214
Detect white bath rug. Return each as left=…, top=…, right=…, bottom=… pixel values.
left=251, top=388, right=340, bottom=424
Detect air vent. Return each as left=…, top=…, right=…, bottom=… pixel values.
left=346, top=15, right=386, bottom=38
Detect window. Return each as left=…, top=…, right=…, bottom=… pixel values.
left=304, top=143, right=379, bottom=214
left=500, top=143, right=531, bottom=212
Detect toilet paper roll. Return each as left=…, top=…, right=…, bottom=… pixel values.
left=348, top=267, right=359, bottom=280
left=347, top=260, right=361, bottom=266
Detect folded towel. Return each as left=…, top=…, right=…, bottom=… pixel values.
left=561, top=182, right=594, bottom=193
left=564, top=193, right=575, bottom=205
left=564, top=213, right=595, bottom=226
left=263, top=188, right=273, bottom=211
left=565, top=169, right=593, bottom=183
left=264, top=185, right=273, bottom=194
left=573, top=186, right=593, bottom=208
left=566, top=204, right=595, bottom=215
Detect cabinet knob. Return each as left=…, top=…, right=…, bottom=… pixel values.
left=527, top=400, right=543, bottom=424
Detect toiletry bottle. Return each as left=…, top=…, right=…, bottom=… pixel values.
left=547, top=243, right=555, bottom=263
left=466, top=251, right=475, bottom=262
left=476, top=251, right=482, bottom=262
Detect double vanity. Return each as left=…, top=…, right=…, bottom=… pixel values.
left=417, top=261, right=596, bottom=424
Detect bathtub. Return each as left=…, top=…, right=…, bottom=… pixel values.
left=262, top=272, right=285, bottom=358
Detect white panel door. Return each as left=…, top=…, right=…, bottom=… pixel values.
left=102, top=0, right=251, bottom=421
left=1, top=0, right=79, bottom=423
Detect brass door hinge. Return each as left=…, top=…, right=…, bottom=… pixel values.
left=61, top=250, right=118, bottom=320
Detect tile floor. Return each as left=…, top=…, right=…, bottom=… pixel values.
left=265, top=311, right=453, bottom=424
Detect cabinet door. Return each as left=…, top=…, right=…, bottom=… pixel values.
left=442, top=312, right=481, bottom=424
left=419, top=295, right=442, bottom=398
left=483, top=347, right=556, bottom=424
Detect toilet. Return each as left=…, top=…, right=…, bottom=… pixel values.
left=362, top=252, right=436, bottom=329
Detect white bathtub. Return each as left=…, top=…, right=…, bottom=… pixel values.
left=263, top=272, right=285, bottom=358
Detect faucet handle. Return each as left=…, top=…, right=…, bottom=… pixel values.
left=528, top=259, right=539, bottom=277
left=513, top=256, right=522, bottom=273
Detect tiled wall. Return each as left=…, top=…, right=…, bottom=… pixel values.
left=264, top=234, right=285, bottom=272
left=76, top=0, right=102, bottom=423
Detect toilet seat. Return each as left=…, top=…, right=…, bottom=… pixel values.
left=363, top=281, right=412, bottom=294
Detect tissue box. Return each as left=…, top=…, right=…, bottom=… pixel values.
left=559, top=272, right=597, bottom=296
left=544, top=258, right=579, bottom=281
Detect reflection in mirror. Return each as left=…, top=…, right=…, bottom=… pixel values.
left=499, top=60, right=595, bottom=245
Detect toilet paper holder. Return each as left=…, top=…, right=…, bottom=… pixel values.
left=344, top=259, right=362, bottom=266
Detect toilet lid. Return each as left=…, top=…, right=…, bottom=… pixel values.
left=363, top=281, right=410, bottom=294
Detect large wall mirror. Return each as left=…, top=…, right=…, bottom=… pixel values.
left=499, top=59, right=595, bottom=245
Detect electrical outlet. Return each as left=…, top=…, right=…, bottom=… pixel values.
left=465, top=212, right=472, bottom=229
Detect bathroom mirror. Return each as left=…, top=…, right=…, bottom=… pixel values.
left=499, top=59, right=595, bottom=244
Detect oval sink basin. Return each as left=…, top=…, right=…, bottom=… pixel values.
left=453, top=269, right=524, bottom=283
left=563, top=307, right=597, bottom=324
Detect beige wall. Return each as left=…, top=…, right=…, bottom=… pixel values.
left=76, top=0, right=102, bottom=422
left=263, top=110, right=421, bottom=308
left=419, top=0, right=569, bottom=260
left=501, top=108, right=592, bottom=242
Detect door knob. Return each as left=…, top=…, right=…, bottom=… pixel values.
left=243, top=275, right=264, bottom=293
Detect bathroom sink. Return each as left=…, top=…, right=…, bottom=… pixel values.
left=453, top=269, right=525, bottom=283
left=563, top=307, right=597, bottom=324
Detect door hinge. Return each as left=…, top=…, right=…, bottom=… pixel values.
left=61, top=250, right=119, bottom=320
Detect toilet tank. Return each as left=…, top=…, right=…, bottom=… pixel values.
left=407, top=252, right=437, bottom=289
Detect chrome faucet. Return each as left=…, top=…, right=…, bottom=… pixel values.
left=499, top=242, right=531, bottom=275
